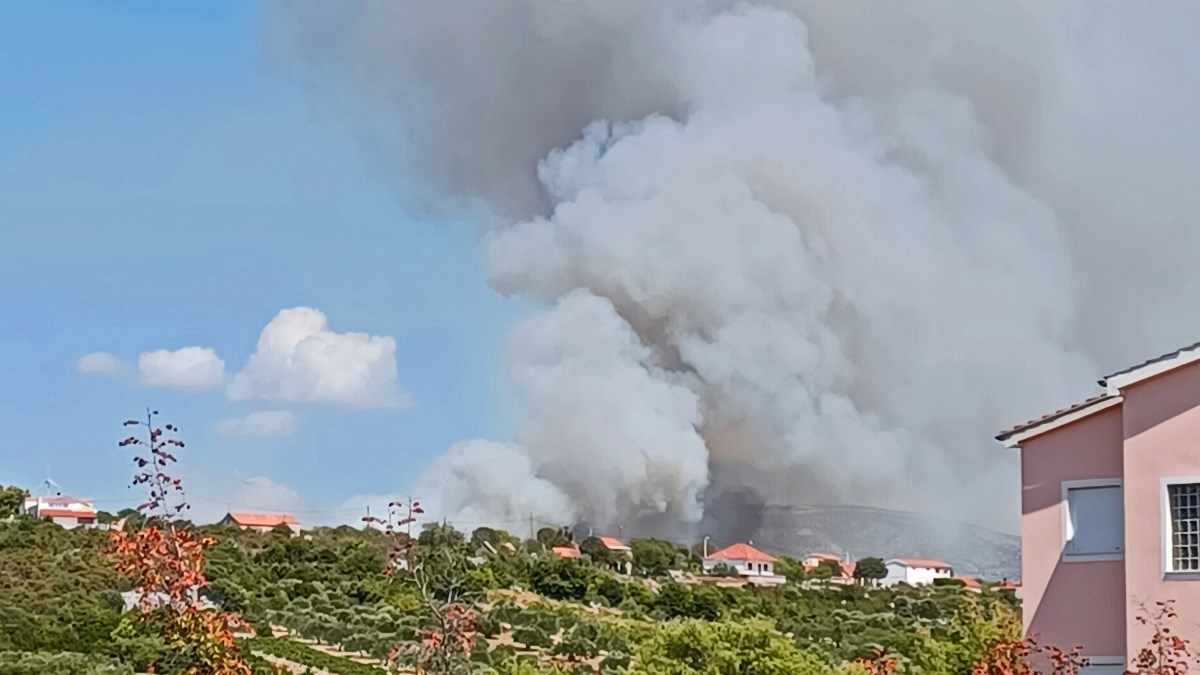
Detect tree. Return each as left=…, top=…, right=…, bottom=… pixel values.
left=580, top=536, right=614, bottom=565
left=631, top=538, right=678, bottom=576
left=631, top=617, right=833, bottom=675
left=854, top=557, right=888, bottom=585
left=419, top=522, right=467, bottom=551
left=471, top=526, right=517, bottom=552
left=1127, top=599, right=1199, bottom=675
left=530, top=557, right=594, bottom=601
left=106, top=410, right=251, bottom=675
left=0, top=485, right=27, bottom=519
left=536, top=526, right=572, bottom=549
left=807, top=561, right=835, bottom=581
left=773, top=555, right=806, bottom=584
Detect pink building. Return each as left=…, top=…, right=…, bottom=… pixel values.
left=998, top=340, right=1200, bottom=672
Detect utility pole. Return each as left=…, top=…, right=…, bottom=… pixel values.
left=529, top=513, right=534, bottom=542
left=365, top=505, right=371, bottom=530
left=703, top=535, right=710, bottom=558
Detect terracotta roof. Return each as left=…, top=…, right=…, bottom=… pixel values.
left=840, top=562, right=856, bottom=578
left=958, top=576, right=982, bottom=589
left=552, top=546, right=580, bottom=559
left=39, top=508, right=96, bottom=519
left=598, top=536, right=630, bottom=551
left=995, top=392, right=1117, bottom=442
left=1100, top=339, right=1200, bottom=385
left=706, top=542, right=776, bottom=563
left=225, top=512, right=298, bottom=528
left=889, top=558, right=951, bottom=570
left=806, top=552, right=841, bottom=562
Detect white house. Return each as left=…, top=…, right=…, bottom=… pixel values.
left=703, top=543, right=786, bottom=586
left=21, top=494, right=97, bottom=529
left=881, top=558, right=953, bottom=586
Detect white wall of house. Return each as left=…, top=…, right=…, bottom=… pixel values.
left=702, top=559, right=776, bottom=576
left=882, top=561, right=952, bottom=586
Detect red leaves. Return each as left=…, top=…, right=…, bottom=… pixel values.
left=972, top=630, right=1087, bottom=675
left=855, top=648, right=898, bottom=675
left=109, top=410, right=251, bottom=675
left=1128, top=600, right=1197, bottom=675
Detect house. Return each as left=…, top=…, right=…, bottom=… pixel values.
left=804, top=552, right=857, bottom=583
left=958, top=576, right=984, bottom=593
left=803, top=552, right=842, bottom=569
left=996, top=339, right=1200, bottom=672
left=551, top=544, right=581, bottom=559
left=219, top=511, right=300, bottom=535
left=703, top=542, right=786, bottom=586
left=881, top=558, right=953, bottom=586
left=21, top=494, right=97, bottom=529
left=596, top=536, right=633, bottom=574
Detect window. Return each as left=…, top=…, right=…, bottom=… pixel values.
left=1167, top=482, right=1200, bottom=572
left=1062, top=480, right=1123, bottom=560
left=1080, top=657, right=1125, bottom=675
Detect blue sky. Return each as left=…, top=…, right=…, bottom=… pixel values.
left=0, top=2, right=517, bottom=520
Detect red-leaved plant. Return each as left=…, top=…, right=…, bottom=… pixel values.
left=972, top=630, right=1088, bottom=675
left=1127, top=600, right=1199, bottom=675
left=363, top=498, right=423, bottom=576
left=369, top=499, right=481, bottom=675
left=106, top=409, right=251, bottom=675
left=855, top=647, right=899, bottom=675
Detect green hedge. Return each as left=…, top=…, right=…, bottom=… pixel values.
left=0, top=651, right=133, bottom=675
left=247, top=637, right=384, bottom=675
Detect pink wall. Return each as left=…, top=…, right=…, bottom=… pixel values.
left=1021, top=406, right=1126, bottom=656
left=1121, top=360, right=1200, bottom=658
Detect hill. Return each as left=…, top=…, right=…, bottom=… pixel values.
left=753, top=504, right=1020, bottom=580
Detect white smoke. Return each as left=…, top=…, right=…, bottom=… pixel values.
left=272, top=1, right=1200, bottom=532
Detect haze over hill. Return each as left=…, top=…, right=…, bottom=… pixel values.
left=752, top=505, right=1020, bottom=581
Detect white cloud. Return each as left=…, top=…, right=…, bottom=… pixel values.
left=227, top=307, right=412, bottom=409
left=76, top=351, right=124, bottom=376
left=214, top=411, right=297, bottom=438
left=138, top=347, right=226, bottom=391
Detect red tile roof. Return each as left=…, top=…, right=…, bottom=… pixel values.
left=225, top=512, right=298, bottom=528
left=959, top=576, right=982, bottom=589
left=841, top=562, right=857, bottom=578
left=806, top=552, right=841, bottom=562
left=38, top=508, right=96, bottom=519
left=598, top=536, right=630, bottom=550
left=706, top=542, right=776, bottom=563
left=552, top=545, right=580, bottom=559
left=890, top=558, right=952, bottom=570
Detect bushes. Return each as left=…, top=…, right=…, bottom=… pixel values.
left=0, top=652, right=133, bottom=675
left=248, top=637, right=385, bottom=675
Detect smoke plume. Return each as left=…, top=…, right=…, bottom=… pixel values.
left=272, top=1, right=1200, bottom=533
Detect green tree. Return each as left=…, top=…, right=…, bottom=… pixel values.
left=535, top=526, right=572, bottom=549
left=854, top=557, right=888, bottom=585
left=0, top=486, right=27, bottom=519
left=530, top=558, right=594, bottom=601
left=631, top=617, right=833, bottom=675
left=418, top=522, right=467, bottom=551
left=631, top=538, right=677, bottom=576
left=579, top=536, right=614, bottom=565
left=772, top=555, right=806, bottom=583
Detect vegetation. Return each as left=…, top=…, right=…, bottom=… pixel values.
left=2, top=408, right=1173, bottom=675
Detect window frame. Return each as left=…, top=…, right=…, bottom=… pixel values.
left=1080, top=655, right=1125, bottom=675
left=1160, top=476, right=1200, bottom=578
left=1061, top=478, right=1124, bottom=562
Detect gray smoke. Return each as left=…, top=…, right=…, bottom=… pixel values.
left=272, top=1, right=1200, bottom=534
